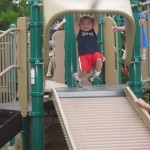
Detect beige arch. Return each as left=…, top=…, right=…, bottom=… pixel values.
left=43, top=0, right=135, bottom=66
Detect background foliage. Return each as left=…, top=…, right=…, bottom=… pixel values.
left=0, top=0, right=29, bottom=30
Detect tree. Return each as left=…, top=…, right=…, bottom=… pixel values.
left=0, top=0, right=29, bottom=30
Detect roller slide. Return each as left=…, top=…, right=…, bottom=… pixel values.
left=52, top=86, right=150, bottom=150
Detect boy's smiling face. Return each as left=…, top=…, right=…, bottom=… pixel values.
left=79, top=18, right=93, bottom=31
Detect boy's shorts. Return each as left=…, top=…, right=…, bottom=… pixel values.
left=78, top=52, right=105, bottom=73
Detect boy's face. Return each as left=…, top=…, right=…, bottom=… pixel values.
left=56, top=20, right=61, bottom=24
left=80, top=18, right=93, bottom=31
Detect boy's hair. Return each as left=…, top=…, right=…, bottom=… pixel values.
left=79, top=15, right=94, bottom=24
left=55, top=17, right=63, bottom=23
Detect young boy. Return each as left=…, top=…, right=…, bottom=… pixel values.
left=46, top=17, right=66, bottom=78
left=73, top=14, right=105, bottom=88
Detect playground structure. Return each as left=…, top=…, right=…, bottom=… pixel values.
left=0, top=0, right=150, bottom=150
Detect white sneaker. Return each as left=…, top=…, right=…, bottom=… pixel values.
left=73, top=73, right=83, bottom=88
left=88, top=72, right=99, bottom=82
left=122, top=49, right=126, bottom=60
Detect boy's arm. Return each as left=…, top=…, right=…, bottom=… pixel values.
left=139, top=11, right=147, bottom=24
left=74, top=14, right=79, bottom=35
left=139, top=18, right=147, bottom=24
left=112, top=25, right=126, bottom=32
left=143, top=10, right=150, bottom=15
left=54, top=18, right=66, bottom=30
left=93, top=14, right=98, bottom=34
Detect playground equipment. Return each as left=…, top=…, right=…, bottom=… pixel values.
left=17, top=17, right=28, bottom=117
left=0, top=18, right=27, bottom=149
left=142, top=10, right=150, bottom=80
left=119, top=10, right=150, bottom=81
left=0, top=29, right=18, bottom=103
left=43, top=0, right=135, bottom=66
left=52, top=30, right=65, bottom=83
left=103, top=16, right=119, bottom=84
left=0, top=0, right=150, bottom=150
left=31, top=0, right=136, bottom=149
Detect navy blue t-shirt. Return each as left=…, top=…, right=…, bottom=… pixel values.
left=77, top=29, right=99, bottom=55
left=49, top=24, right=57, bottom=40
left=49, top=24, right=62, bottom=40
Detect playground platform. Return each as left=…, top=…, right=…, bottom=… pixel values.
left=0, top=79, right=66, bottom=149
left=45, top=79, right=67, bottom=92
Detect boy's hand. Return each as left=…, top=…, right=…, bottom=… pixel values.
left=143, top=10, right=150, bottom=15
left=112, top=25, right=118, bottom=32
left=62, top=18, right=66, bottom=24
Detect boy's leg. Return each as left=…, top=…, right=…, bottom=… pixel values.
left=95, top=57, right=103, bottom=72
left=51, top=54, right=56, bottom=76
left=73, top=71, right=87, bottom=88
left=46, top=49, right=55, bottom=78
left=46, top=41, right=54, bottom=78
left=88, top=52, right=105, bottom=82
left=73, top=55, right=90, bottom=88
left=46, top=56, right=53, bottom=78
left=141, top=48, right=147, bottom=61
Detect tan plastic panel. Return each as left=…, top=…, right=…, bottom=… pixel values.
left=17, top=17, right=28, bottom=117
left=53, top=30, right=65, bottom=83
left=43, top=0, right=135, bottom=65
left=104, top=17, right=119, bottom=85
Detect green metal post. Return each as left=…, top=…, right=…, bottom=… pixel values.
left=21, top=117, right=31, bottom=150
left=64, top=14, right=77, bottom=87
left=129, top=0, right=143, bottom=98
left=9, top=138, right=15, bottom=146
left=28, top=0, right=45, bottom=150
left=9, top=24, right=16, bottom=28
